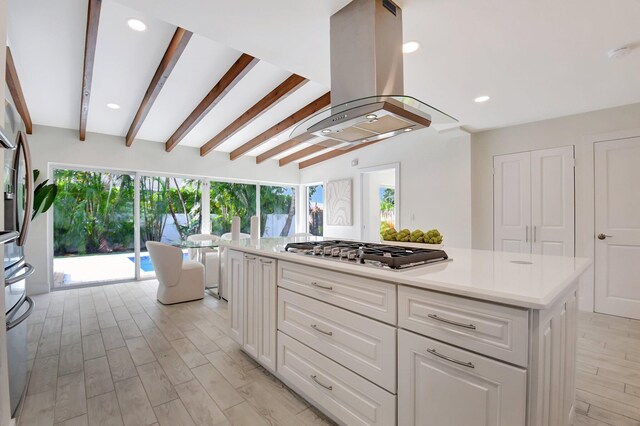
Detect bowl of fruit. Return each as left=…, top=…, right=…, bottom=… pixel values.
left=380, top=227, right=444, bottom=249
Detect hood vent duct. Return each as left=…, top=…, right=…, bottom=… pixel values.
left=291, top=0, right=456, bottom=145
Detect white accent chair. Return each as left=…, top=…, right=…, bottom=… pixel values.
left=186, top=234, right=221, bottom=287
left=219, top=232, right=251, bottom=299
left=147, top=241, right=205, bottom=305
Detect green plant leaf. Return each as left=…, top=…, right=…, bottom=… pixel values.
left=34, top=179, right=49, bottom=193
left=33, top=169, right=40, bottom=182
left=32, top=184, right=57, bottom=220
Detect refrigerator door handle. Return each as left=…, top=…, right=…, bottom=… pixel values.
left=6, top=296, right=33, bottom=331
left=17, top=131, right=33, bottom=247
left=5, top=262, right=35, bottom=286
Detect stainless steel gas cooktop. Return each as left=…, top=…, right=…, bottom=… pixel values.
left=283, top=240, right=449, bottom=270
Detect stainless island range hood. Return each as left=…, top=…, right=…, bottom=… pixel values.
left=291, top=0, right=457, bottom=145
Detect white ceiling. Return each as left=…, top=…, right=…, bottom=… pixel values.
left=7, top=0, right=640, bottom=162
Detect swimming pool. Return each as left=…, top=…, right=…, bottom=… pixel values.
left=128, top=254, right=189, bottom=272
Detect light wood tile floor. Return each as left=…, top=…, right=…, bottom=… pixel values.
left=19, top=281, right=640, bottom=426
left=573, top=311, right=640, bottom=426
left=19, top=281, right=335, bottom=426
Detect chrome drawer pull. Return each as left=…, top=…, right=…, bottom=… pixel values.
left=427, top=348, right=475, bottom=369
left=427, top=314, right=476, bottom=330
left=259, top=259, right=273, bottom=264
left=310, top=281, right=333, bottom=290
left=310, top=374, right=333, bottom=390
left=245, top=256, right=256, bottom=260
left=310, top=324, right=333, bottom=336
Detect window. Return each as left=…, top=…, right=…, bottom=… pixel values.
left=260, top=185, right=296, bottom=237
left=210, top=182, right=257, bottom=235
left=306, top=184, right=324, bottom=236
left=53, top=169, right=135, bottom=287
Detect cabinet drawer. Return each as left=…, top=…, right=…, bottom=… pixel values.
left=398, top=286, right=529, bottom=366
left=277, top=332, right=396, bottom=426
left=398, top=329, right=526, bottom=426
left=278, top=289, right=396, bottom=392
left=278, top=261, right=396, bottom=324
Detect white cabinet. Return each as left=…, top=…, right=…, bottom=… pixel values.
left=494, top=146, right=574, bottom=256
left=243, top=255, right=259, bottom=357
left=227, top=249, right=244, bottom=345
left=243, top=254, right=277, bottom=372
left=398, top=329, right=527, bottom=426
left=278, top=288, right=397, bottom=392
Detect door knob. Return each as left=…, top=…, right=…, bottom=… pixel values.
left=597, top=233, right=612, bottom=240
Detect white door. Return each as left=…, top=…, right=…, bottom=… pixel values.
left=227, top=250, right=244, bottom=345
left=531, top=146, right=575, bottom=256
left=494, top=152, right=531, bottom=253
left=257, top=257, right=277, bottom=371
left=398, top=329, right=526, bottom=426
left=595, top=137, right=640, bottom=319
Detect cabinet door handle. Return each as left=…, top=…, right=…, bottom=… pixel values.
left=245, top=256, right=256, bottom=260
left=259, top=259, right=273, bottom=264
left=310, top=374, right=333, bottom=390
left=427, top=348, right=475, bottom=369
left=525, top=226, right=529, bottom=243
left=427, top=314, right=476, bottom=330
left=533, top=226, right=537, bottom=243
left=310, top=324, right=333, bottom=336
left=310, top=281, right=333, bottom=290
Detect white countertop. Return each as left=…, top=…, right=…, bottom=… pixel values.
left=220, top=237, right=591, bottom=309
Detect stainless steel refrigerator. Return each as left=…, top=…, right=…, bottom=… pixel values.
left=2, top=98, right=35, bottom=417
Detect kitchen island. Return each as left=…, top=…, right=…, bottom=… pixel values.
left=220, top=237, right=591, bottom=426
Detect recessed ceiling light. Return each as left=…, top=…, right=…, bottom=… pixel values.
left=404, top=128, right=413, bottom=132
left=127, top=19, right=147, bottom=32
left=321, top=129, right=331, bottom=134
left=402, top=41, right=420, bottom=54
left=106, top=103, right=120, bottom=110
left=474, top=95, right=490, bottom=103
left=365, top=114, right=377, bottom=120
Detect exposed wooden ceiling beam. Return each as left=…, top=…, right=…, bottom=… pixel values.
left=298, top=140, right=381, bottom=169
left=165, top=53, right=259, bottom=152
left=79, top=0, right=102, bottom=141
left=200, top=74, right=308, bottom=156
left=126, top=27, right=192, bottom=147
left=255, top=133, right=315, bottom=164
left=229, top=92, right=330, bottom=160
left=278, top=140, right=342, bottom=166
left=5, top=47, right=33, bottom=134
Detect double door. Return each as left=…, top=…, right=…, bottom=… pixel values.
left=227, top=250, right=277, bottom=371
left=494, top=146, right=575, bottom=256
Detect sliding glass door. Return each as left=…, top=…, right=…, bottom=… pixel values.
left=260, top=185, right=296, bottom=237
left=139, top=176, right=202, bottom=278
left=53, top=168, right=135, bottom=287
left=51, top=166, right=299, bottom=289
left=209, top=182, right=256, bottom=235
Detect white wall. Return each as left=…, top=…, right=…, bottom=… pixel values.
left=471, top=102, right=640, bottom=311
left=300, top=128, right=472, bottom=248
left=25, top=125, right=300, bottom=295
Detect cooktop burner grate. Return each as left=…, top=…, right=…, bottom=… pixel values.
left=283, top=240, right=448, bottom=270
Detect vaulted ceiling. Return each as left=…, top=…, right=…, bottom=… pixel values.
left=6, top=0, right=640, bottom=167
